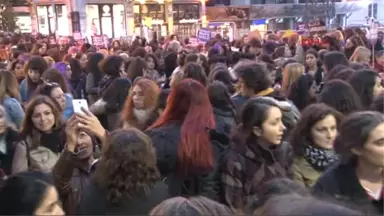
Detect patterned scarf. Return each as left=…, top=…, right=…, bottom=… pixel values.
left=304, top=145, right=338, bottom=171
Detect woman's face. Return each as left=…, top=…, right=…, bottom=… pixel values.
left=50, top=87, right=66, bottom=111
left=354, top=123, right=384, bottom=168
left=79, top=54, right=88, bottom=69
left=65, top=65, right=72, bottom=79
left=34, top=186, right=64, bottom=216
left=360, top=54, right=371, bottom=65
left=14, top=63, right=24, bottom=78
left=306, top=53, right=317, bottom=68
left=256, top=106, right=286, bottom=145
left=376, top=55, right=384, bottom=66
left=147, top=57, right=155, bottom=70
left=119, top=63, right=126, bottom=77
left=75, top=131, right=93, bottom=160
left=0, top=109, right=6, bottom=135
left=113, top=41, right=120, bottom=49
left=309, top=81, right=317, bottom=98
left=345, top=39, right=354, bottom=49
left=132, top=85, right=145, bottom=109
left=28, top=69, right=41, bottom=83
left=311, top=114, right=338, bottom=150
left=268, top=70, right=277, bottom=85
left=38, top=44, right=47, bottom=55
left=32, top=103, right=55, bottom=133
left=373, top=77, right=384, bottom=97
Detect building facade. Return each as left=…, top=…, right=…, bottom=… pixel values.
left=14, top=0, right=206, bottom=39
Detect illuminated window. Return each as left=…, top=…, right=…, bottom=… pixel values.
left=134, top=4, right=165, bottom=25
left=86, top=4, right=125, bottom=38
left=173, top=4, right=199, bottom=23
left=36, top=5, right=68, bottom=35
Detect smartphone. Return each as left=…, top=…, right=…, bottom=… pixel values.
left=72, top=99, right=89, bottom=114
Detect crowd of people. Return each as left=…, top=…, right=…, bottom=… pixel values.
left=0, top=28, right=383, bottom=215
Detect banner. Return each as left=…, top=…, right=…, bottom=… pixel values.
left=91, top=35, right=104, bottom=47
left=197, top=28, right=212, bottom=43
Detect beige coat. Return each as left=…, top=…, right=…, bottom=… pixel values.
left=292, top=156, right=322, bottom=188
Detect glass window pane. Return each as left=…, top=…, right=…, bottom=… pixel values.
left=37, top=6, right=49, bottom=35
left=86, top=5, right=101, bottom=35
left=57, top=5, right=69, bottom=36
left=101, top=5, right=113, bottom=38
left=113, top=4, right=125, bottom=38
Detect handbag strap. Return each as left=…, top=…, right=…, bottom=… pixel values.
left=24, top=139, right=32, bottom=171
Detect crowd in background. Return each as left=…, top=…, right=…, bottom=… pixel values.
left=0, top=27, right=382, bottom=215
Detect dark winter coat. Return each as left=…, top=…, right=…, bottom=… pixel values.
left=221, top=138, right=293, bottom=211
left=146, top=123, right=223, bottom=201
left=313, top=159, right=383, bottom=215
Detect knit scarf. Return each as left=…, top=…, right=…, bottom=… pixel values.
left=256, top=88, right=274, bottom=96
left=304, top=145, right=338, bottom=171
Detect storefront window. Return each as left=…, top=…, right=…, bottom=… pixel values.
left=37, top=6, right=49, bottom=35
left=86, top=5, right=101, bottom=35
left=101, top=5, right=113, bottom=38
left=173, top=4, right=199, bottom=23
left=113, top=5, right=125, bottom=38
left=86, top=4, right=125, bottom=39
left=15, top=15, right=32, bottom=33
left=134, top=4, right=165, bottom=25
left=37, top=5, right=68, bottom=35
left=173, top=4, right=200, bottom=40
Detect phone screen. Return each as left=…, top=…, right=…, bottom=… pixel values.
left=72, top=99, right=89, bottom=114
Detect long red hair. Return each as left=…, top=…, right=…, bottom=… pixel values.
left=149, top=78, right=215, bottom=176
left=122, top=78, right=160, bottom=130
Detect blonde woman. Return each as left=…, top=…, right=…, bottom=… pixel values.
left=350, top=46, right=371, bottom=65
left=282, top=62, right=305, bottom=94
left=43, top=56, right=55, bottom=69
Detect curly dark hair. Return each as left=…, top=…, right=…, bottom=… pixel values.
left=289, top=103, right=343, bottom=157
left=92, top=128, right=160, bottom=206
left=234, top=62, right=271, bottom=94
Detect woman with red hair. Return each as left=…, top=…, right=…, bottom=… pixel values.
left=146, top=79, right=218, bottom=199
left=122, top=78, right=160, bottom=130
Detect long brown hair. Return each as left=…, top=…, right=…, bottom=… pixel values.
left=122, top=78, right=159, bottom=130
left=281, top=63, right=305, bottom=94
left=0, top=70, right=21, bottom=102
left=92, top=129, right=160, bottom=205
left=20, top=95, right=63, bottom=148
left=149, top=79, right=215, bottom=177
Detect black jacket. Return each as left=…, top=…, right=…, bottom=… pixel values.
left=146, top=123, right=223, bottom=201
left=0, top=128, right=20, bottom=177
left=213, top=107, right=235, bottom=138
left=313, top=160, right=383, bottom=215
